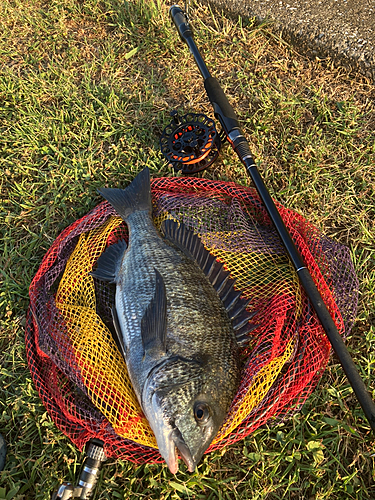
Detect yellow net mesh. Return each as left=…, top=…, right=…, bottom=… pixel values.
left=56, top=217, right=156, bottom=446
left=54, top=214, right=300, bottom=449
left=27, top=176, right=357, bottom=462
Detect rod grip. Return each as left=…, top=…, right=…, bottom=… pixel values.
left=204, top=77, right=240, bottom=132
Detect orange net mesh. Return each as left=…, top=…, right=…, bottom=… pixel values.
left=26, top=176, right=358, bottom=462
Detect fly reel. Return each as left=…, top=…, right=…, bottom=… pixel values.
left=160, top=111, right=225, bottom=174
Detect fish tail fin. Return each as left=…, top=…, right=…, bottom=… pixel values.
left=98, top=167, right=151, bottom=220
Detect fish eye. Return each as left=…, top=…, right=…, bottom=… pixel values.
left=194, top=403, right=210, bottom=424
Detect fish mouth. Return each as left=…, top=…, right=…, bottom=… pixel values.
left=153, top=425, right=196, bottom=474
left=145, top=392, right=198, bottom=474
left=170, top=427, right=196, bottom=473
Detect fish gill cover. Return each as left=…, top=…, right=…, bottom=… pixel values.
left=26, top=175, right=358, bottom=464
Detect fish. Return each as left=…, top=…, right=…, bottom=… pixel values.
left=90, top=167, right=255, bottom=473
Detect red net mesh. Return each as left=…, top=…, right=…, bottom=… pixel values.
left=26, top=176, right=358, bottom=463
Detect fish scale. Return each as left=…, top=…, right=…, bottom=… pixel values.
left=91, top=167, right=255, bottom=473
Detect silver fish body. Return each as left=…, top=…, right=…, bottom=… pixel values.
left=92, top=167, right=255, bottom=473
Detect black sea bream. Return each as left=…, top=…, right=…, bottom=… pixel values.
left=91, top=167, right=255, bottom=473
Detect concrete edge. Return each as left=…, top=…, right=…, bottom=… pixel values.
left=200, top=0, right=375, bottom=82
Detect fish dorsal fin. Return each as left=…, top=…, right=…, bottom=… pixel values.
left=162, top=220, right=257, bottom=345
left=141, top=268, right=167, bottom=360
left=89, top=240, right=127, bottom=283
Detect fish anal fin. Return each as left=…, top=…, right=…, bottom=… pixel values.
left=141, top=268, right=167, bottom=360
left=90, top=240, right=127, bottom=283
left=111, top=306, right=127, bottom=357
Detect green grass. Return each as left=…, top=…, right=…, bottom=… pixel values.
left=0, top=0, right=374, bottom=498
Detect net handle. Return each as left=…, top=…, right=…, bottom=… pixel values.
left=169, top=4, right=375, bottom=432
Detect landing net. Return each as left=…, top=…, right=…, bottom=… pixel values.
left=26, top=176, right=358, bottom=463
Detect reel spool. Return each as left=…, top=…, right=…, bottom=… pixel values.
left=160, top=111, right=224, bottom=174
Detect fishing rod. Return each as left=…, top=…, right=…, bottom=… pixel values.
left=51, top=439, right=106, bottom=499
left=168, top=4, right=375, bottom=432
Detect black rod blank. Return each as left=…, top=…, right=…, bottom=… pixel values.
left=169, top=4, right=375, bottom=431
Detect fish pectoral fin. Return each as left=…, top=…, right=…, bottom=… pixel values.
left=111, top=306, right=127, bottom=357
left=141, top=268, right=167, bottom=360
left=89, top=240, right=127, bottom=283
